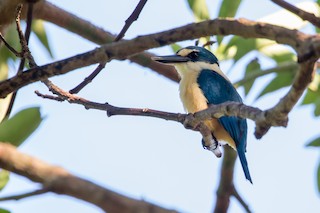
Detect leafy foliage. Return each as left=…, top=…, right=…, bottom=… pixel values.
left=218, top=0, right=242, bottom=18
left=187, top=0, right=210, bottom=21
left=186, top=0, right=210, bottom=46
left=0, top=107, right=43, bottom=147
left=0, top=170, right=10, bottom=191
left=257, top=66, right=297, bottom=98
left=306, top=136, right=320, bottom=193
left=302, top=74, right=320, bottom=116
left=242, top=58, right=261, bottom=95
left=217, top=0, right=242, bottom=44
left=0, top=208, right=10, bottom=213
left=306, top=137, right=320, bottom=147
left=31, top=20, right=53, bottom=58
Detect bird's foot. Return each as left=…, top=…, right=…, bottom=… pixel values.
left=203, top=138, right=222, bottom=158
left=207, top=142, right=222, bottom=158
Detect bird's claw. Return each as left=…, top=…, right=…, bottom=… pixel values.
left=203, top=140, right=222, bottom=158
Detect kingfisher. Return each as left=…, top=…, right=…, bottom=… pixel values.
left=153, top=46, right=252, bottom=183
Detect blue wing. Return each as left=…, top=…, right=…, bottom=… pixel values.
left=197, top=69, right=252, bottom=183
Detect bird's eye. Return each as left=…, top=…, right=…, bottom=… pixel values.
left=187, top=51, right=199, bottom=60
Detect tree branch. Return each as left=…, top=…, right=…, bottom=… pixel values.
left=0, top=18, right=312, bottom=99
left=213, top=147, right=237, bottom=213
left=271, top=0, right=320, bottom=28
left=5, top=2, right=35, bottom=119
left=231, top=186, right=252, bottom=213
left=114, top=0, right=148, bottom=41
left=0, top=142, right=178, bottom=213
left=34, top=77, right=285, bottom=140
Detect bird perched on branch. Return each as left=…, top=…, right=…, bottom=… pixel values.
left=153, top=46, right=252, bottom=183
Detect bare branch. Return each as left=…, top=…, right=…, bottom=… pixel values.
left=255, top=59, right=317, bottom=138
left=0, top=18, right=311, bottom=99
left=272, top=0, right=320, bottom=28
left=35, top=78, right=285, bottom=139
left=69, top=63, right=106, bottom=94
left=115, top=0, right=148, bottom=41
left=0, top=33, right=21, bottom=57
left=213, top=147, right=237, bottom=213
left=5, top=2, right=35, bottom=119
left=0, top=142, right=178, bottom=213
left=231, top=186, right=252, bottom=213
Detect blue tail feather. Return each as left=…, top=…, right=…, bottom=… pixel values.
left=237, top=149, right=252, bottom=184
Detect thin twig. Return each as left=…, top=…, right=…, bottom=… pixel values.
left=231, top=186, right=252, bottom=213
left=0, top=33, right=21, bottom=57
left=35, top=90, right=64, bottom=101
left=271, top=0, right=320, bottom=28
left=114, top=0, right=148, bottom=41
left=69, top=62, right=105, bottom=94
left=234, top=62, right=298, bottom=87
left=69, top=0, right=148, bottom=94
left=5, top=2, right=35, bottom=119
left=0, top=188, right=49, bottom=202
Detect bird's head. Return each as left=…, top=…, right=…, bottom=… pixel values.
left=153, top=46, right=221, bottom=79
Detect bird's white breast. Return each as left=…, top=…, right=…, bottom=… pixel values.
left=175, top=63, right=208, bottom=113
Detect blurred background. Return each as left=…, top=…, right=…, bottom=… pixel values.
left=0, top=0, right=319, bottom=212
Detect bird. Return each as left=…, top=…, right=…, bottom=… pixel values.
left=153, top=46, right=252, bottom=183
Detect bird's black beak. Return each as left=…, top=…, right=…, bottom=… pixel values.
left=152, top=55, right=190, bottom=63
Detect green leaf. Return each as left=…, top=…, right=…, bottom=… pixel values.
left=301, top=76, right=320, bottom=117
left=302, top=89, right=320, bottom=105
left=170, top=43, right=182, bottom=53
left=260, top=44, right=296, bottom=64
left=0, top=62, right=12, bottom=122
left=224, top=37, right=257, bottom=62
left=217, top=0, right=242, bottom=44
left=257, top=70, right=296, bottom=98
left=0, top=107, right=43, bottom=146
left=223, top=37, right=274, bottom=63
left=242, top=58, right=261, bottom=95
left=0, top=208, right=10, bottom=213
left=0, top=170, right=10, bottom=191
left=306, top=137, right=320, bottom=147
left=218, top=0, right=242, bottom=18
left=31, top=20, right=53, bottom=58
left=0, top=24, right=20, bottom=65
left=0, top=94, right=13, bottom=122
left=315, top=100, right=320, bottom=116
left=302, top=93, right=320, bottom=117
left=187, top=0, right=210, bottom=21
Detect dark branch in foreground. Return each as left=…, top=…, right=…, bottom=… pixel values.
left=0, top=142, right=178, bottom=213
left=0, top=18, right=312, bottom=99
left=34, top=80, right=286, bottom=139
